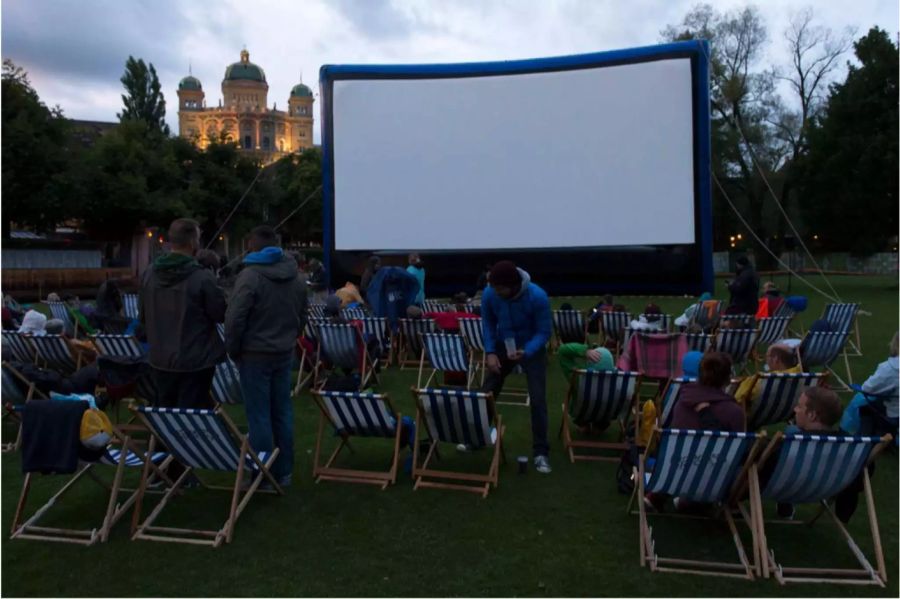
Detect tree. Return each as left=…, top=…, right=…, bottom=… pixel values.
left=118, top=56, right=169, bottom=135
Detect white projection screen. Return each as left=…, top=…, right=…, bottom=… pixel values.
left=321, top=41, right=713, bottom=295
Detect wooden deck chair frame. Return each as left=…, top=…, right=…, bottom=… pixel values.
left=129, top=404, right=282, bottom=547
left=635, top=427, right=766, bottom=580
left=313, top=323, right=378, bottom=391
left=2, top=362, right=49, bottom=452
left=10, top=420, right=174, bottom=546
left=746, top=431, right=892, bottom=586
left=310, top=390, right=403, bottom=489
left=417, top=333, right=470, bottom=389
left=396, top=318, right=436, bottom=370
left=293, top=317, right=328, bottom=395
left=410, top=387, right=506, bottom=498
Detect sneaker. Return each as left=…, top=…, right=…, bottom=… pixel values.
left=534, top=455, right=552, bottom=474
left=776, top=502, right=795, bottom=520
left=456, top=443, right=470, bottom=452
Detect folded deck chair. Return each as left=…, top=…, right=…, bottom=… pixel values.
left=656, top=376, right=696, bottom=429
left=599, top=311, right=631, bottom=356
left=43, top=301, right=77, bottom=337
left=11, top=401, right=172, bottom=545
left=637, top=428, right=766, bottom=579
left=684, top=333, right=712, bottom=353
left=748, top=431, right=892, bottom=586
left=130, top=404, right=282, bottom=547
left=822, top=302, right=861, bottom=356
left=561, top=369, right=639, bottom=462
left=30, top=334, right=81, bottom=374
left=745, top=372, right=826, bottom=431
left=212, top=358, right=243, bottom=405
left=2, top=330, right=37, bottom=364
left=418, top=333, right=470, bottom=388
left=552, top=310, right=587, bottom=348
left=122, top=293, right=140, bottom=320
left=714, top=328, right=758, bottom=373
left=396, top=318, right=436, bottom=369
left=458, top=317, right=486, bottom=387
left=799, top=331, right=851, bottom=388
left=411, top=388, right=505, bottom=497
left=91, top=334, right=145, bottom=359
left=310, top=390, right=403, bottom=489
left=315, top=323, right=378, bottom=390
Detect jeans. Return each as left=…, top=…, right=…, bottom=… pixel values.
left=238, top=353, right=294, bottom=480
left=482, top=347, right=549, bottom=457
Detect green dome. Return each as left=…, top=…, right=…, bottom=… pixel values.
left=179, top=75, right=202, bottom=90
left=224, top=50, right=266, bottom=83
left=291, top=83, right=313, bottom=97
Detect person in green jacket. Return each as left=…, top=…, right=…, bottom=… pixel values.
left=558, top=342, right=616, bottom=435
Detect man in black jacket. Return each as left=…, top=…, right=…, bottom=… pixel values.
left=726, top=255, right=759, bottom=315
left=140, top=218, right=226, bottom=408
left=226, top=226, right=307, bottom=487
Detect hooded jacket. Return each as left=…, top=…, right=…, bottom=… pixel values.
left=481, top=268, right=552, bottom=359
left=862, top=356, right=899, bottom=418
left=225, top=247, right=307, bottom=359
left=727, top=263, right=759, bottom=315
left=140, top=252, right=226, bottom=372
left=671, top=382, right=745, bottom=432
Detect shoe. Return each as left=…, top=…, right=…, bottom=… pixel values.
left=534, top=455, right=552, bottom=474
left=776, top=502, right=795, bottom=520
left=260, top=474, right=292, bottom=491
left=456, top=443, right=470, bottom=452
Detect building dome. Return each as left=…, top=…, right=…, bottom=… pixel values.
left=179, top=75, right=202, bottom=90
left=290, top=83, right=313, bottom=97
left=224, top=49, right=266, bottom=83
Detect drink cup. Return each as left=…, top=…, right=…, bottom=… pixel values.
left=517, top=456, right=528, bottom=474
left=504, top=338, right=517, bottom=356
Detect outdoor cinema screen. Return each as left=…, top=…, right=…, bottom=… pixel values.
left=321, top=41, right=712, bottom=295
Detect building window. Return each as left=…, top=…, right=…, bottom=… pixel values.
left=262, top=136, right=270, bottom=150
left=244, top=135, right=252, bottom=149
left=299, top=131, right=306, bottom=137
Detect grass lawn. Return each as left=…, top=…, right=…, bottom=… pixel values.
left=2, top=274, right=897, bottom=597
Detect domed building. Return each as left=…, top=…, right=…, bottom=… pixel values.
left=177, top=49, right=314, bottom=162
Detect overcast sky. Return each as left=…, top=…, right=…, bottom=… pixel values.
left=3, top=0, right=897, bottom=142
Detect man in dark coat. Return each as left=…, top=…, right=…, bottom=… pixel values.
left=726, top=255, right=759, bottom=315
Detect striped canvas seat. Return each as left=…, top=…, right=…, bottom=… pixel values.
left=2, top=330, right=36, bottom=363
left=216, top=323, right=225, bottom=341
left=304, top=317, right=329, bottom=342
left=423, top=299, right=451, bottom=313
left=30, top=335, right=79, bottom=373
left=714, top=328, right=758, bottom=369
left=315, top=323, right=377, bottom=390
left=91, top=334, right=145, bottom=359
left=553, top=310, right=586, bottom=344
left=397, top=318, right=436, bottom=367
left=212, top=359, right=243, bottom=405
left=684, top=332, right=711, bottom=353
left=308, top=303, right=326, bottom=318
left=755, top=317, right=792, bottom=347
left=600, top=311, right=631, bottom=346
left=657, top=377, right=696, bottom=428
left=99, top=448, right=167, bottom=468
left=463, top=303, right=480, bottom=314
left=458, top=317, right=485, bottom=351
left=359, top=317, right=390, bottom=355
left=419, top=334, right=469, bottom=388
left=822, top=303, right=859, bottom=334
left=44, top=302, right=75, bottom=336
left=720, top=314, right=755, bottom=329
left=746, top=372, right=824, bottom=431
left=341, top=307, right=368, bottom=321
left=773, top=302, right=795, bottom=319
left=122, top=293, right=139, bottom=320
left=2, top=365, right=26, bottom=404
left=562, top=369, right=638, bottom=462
left=799, top=331, right=849, bottom=369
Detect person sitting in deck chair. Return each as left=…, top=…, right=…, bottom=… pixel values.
left=17, top=310, right=48, bottom=336
left=673, top=292, right=713, bottom=329
left=45, top=319, right=97, bottom=366
left=629, top=303, right=664, bottom=332
left=335, top=282, right=365, bottom=309
left=755, top=281, right=785, bottom=319
left=733, top=344, right=801, bottom=408
left=840, top=331, right=899, bottom=438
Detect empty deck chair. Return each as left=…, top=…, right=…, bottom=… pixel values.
left=2, top=330, right=37, bottom=364
left=755, top=316, right=792, bottom=350
left=411, top=388, right=505, bottom=498
left=822, top=302, right=861, bottom=355
left=552, top=310, right=587, bottom=347
left=561, top=369, right=639, bottom=462
left=418, top=333, right=470, bottom=388
left=30, top=335, right=80, bottom=374
left=749, top=431, right=892, bottom=586
left=458, top=317, right=486, bottom=387
left=122, top=293, right=140, bottom=320
left=799, top=331, right=851, bottom=388
left=600, top=311, right=631, bottom=355
left=130, top=404, right=282, bottom=547
left=745, top=372, right=826, bottom=431
left=396, top=318, right=436, bottom=369
left=315, top=323, right=378, bottom=390
left=310, top=390, right=403, bottom=489
left=91, top=334, right=145, bottom=359
left=714, top=328, right=758, bottom=373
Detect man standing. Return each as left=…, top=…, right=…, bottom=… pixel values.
left=226, top=226, right=307, bottom=487
left=406, top=253, right=425, bottom=306
left=481, top=260, right=553, bottom=473
left=140, top=218, right=226, bottom=408
left=726, top=255, right=759, bottom=315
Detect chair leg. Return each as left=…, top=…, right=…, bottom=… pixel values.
left=863, top=469, right=887, bottom=582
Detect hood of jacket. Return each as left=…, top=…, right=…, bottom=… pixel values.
left=152, top=252, right=201, bottom=287
left=509, top=268, right=531, bottom=300
left=242, top=247, right=297, bottom=282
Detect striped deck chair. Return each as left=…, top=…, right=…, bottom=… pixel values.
left=130, top=404, right=283, bottom=547
left=418, top=333, right=469, bottom=388
left=122, top=293, right=140, bottom=320
left=684, top=332, right=712, bottom=353
left=656, top=377, right=696, bottom=428
left=2, top=330, right=37, bottom=364
left=463, top=303, right=480, bottom=314
left=745, top=372, right=826, bottom=431
left=341, top=307, right=368, bottom=321
left=749, top=432, right=892, bottom=585
left=310, top=390, right=403, bottom=489
left=30, top=335, right=80, bottom=374
left=714, top=328, right=758, bottom=373
left=423, top=299, right=451, bottom=313
left=755, top=316, right=792, bottom=349
left=458, top=317, right=486, bottom=387
left=640, top=313, right=672, bottom=332
left=561, top=369, right=639, bottom=462
left=552, top=310, right=587, bottom=348
left=637, top=428, right=766, bottom=579
left=43, top=301, right=77, bottom=337
left=822, top=302, right=861, bottom=356
left=212, top=359, right=243, bottom=405
left=308, top=303, right=326, bottom=319
left=411, top=388, right=505, bottom=498
left=91, top=334, right=145, bottom=359
left=315, top=323, right=378, bottom=390
left=11, top=402, right=172, bottom=546
left=799, top=331, right=851, bottom=388
left=359, top=316, right=391, bottom=362
left=720, top=314, right=756, bottom=330
left=600, top=311, right=631, bottom=355
left=686, top=299, right=723, bottom=333
left=293, top=317, right=330, bottom=394
left=396, top=318, right=436, bottom=369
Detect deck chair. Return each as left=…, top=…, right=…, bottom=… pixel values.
left=423, top=299, right=451, bottom=313
left=308, top=303, right=326, bottom=319
left=342, top=307, right=368, bottom=321
left=212, top=359, right=243, bottom=405
left=315, top=323, right=378, bottom=390
left=2, top=361, right=47, bottom=452
left=640, top=313, right=672, bottom=332
left=43, top=301, right=77, bottom=337
left=637, top=428, right=766, bottom=579
left=720, top=314, right=756, bottom=329
left=714, top=328, right=758, bottom=373
left=656, top=376, right=696, bottom=428
left=799, top=331, right=852, bottom=388
left=618, top=332, right=687, bottom=393
left=310, top=390, right=403, bottom=489
left=359, top=316, right=391, bottom=364
left=293, top=317, right=328, bottom=394
left=30, top=335, right=81, bottom=374
left=463, top=303, right=480, bottom=314
left=560, top=369, right=639, bottom=462
left=130, top=404, right=283, bottom=547
left=10, top=401, right=172, bottom=545
left=684, top=333, right=712, bottom=353
left=822, top=302, right=861, bottom=356
left=754, top=316, right=792, bottom=352
left=745, top=372, right=826, bottom=431
left=122, top=293, right=140, bottom=320
left=600, top=311, right=631, bottom=356
left=418, top=333, right=470, bottom=388
left=552, top=310, right=587, bottom=348
left=91, top=334, right=145, bottom=359
left=748, top=431, right=892, bottom=586
left=2, top=330, right=37, bottom=364
left=396, top=318, right=436, bottom=369
left=458, top=317, right=486, bottom=387
left=411, top=387, right=505, bottom=498
left=686, top=299, right=723, bottom=333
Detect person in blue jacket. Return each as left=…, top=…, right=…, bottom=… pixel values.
left=481, top=260, right=553, bottom=473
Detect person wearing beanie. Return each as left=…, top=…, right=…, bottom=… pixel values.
left=480, top=260, right=554, bottom=473
left=681, top=350, right=703, bottom=379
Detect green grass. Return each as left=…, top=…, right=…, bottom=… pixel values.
left=3, top=274, right=897, bottom=597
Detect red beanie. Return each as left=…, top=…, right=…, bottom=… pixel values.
left=489, top=260, right=521, bottom=287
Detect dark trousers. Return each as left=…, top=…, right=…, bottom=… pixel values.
left=238, top=353, right=294, bottom=480
left=482, top=347, right=549, bottom=457
left=152, top=367, right=215, bottom=409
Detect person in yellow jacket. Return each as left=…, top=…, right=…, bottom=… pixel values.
left=734, top=344, right=801, bottom=408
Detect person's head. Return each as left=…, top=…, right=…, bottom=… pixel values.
left=44, top=319, right=65, bottom=335
left=489, top=260, right=522, bottom=299
left=643, top=303, right=661, bottom=323
left=587, top=347, right=615, bottom=372
left=889, top=331, right=898, bottom=358
left=766, top=344, right=797, bottom=371
left=406, top=305, right=423, bottom=319
left=18, top=310, right=47, bottom=336
left=46, top=292, right=61, bottom=302
left=452, top=291, right=469, bottom=311
left=762, top=281, right=779, bottom=295
left=681, top=350, right=704, bottom=378
left=324, top=294, right=342, bottom=317
left=735, top=255, right=751, bottom=272
left=408, top=253, right=421, bottom=267
left=248, top=225, right=278, bottom=252
left=794, top=386, right=841, bottom=431
left=698, top=352, right=732, bottom=389
left=195, top=249, right=220, bottom=271
left=699, top=291, right=712, bottom=302
left=368, top=255, right=381, bottom=270
left=168, top=218, right=201, bottom=255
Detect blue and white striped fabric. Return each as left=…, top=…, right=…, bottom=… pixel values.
left=553, top=310, right=586, bottom=344
left=822, top=303, right=859, bottom=334
left=318, top=324, right=362, bottom=370
left=773, top=302, right=795, bottom=319
left=423, top=334, right=469, bottom=372
left=304, top=317, right=329, bottom=342
left=720, top=314, right=755, bottom=329
left=2, top=330, right=36, bottom=363
left=123, top=294, right=140, bottom=320
left=2, top=365, right=27, bottom=404
left=463, top=303, right=480, bottom=314
left=600, top=311, right=631, bottom=344
left=746, top=372, right=823, bottom=431
left=424, top=300, right=451, bottom=313
left=359, top=317, right=390, bottom=355
left=44, top=302, right=75, bottom=336
left=800, top=331, right=849, bottom=368
left=317, top=391, right=397, bottom=437
left=568, top=369, right=637, bottom=426
left=399, top=318, right=436, bottom=357
left=458, top=317, right=485, bottom=352
left=341, top=307, right=368, bottom=321
left=684, top=333, right=711, bottom=353
left=762, top=433, right=881, bottom=504
left=646, top=429, right=758, bottom=502
left=416, top=388, right=495, bottom=448
left=755, top=317, right=792, bottom=347
left=137, top=406, right=266, bottom=472
left=715, top=328, right=758, bottom=366
left=212, top=359, right=242, bottom=405
left=308, top=303, right=326, bottom=319
left=91, top=334, right=145, bottom=359
left=30, top=335, right=78, bottom=373
left=215, top=323, right=225, bottom=342
left=99, top=448, right=167, bottom=468
left=658, top=377, right=697, bottom=428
